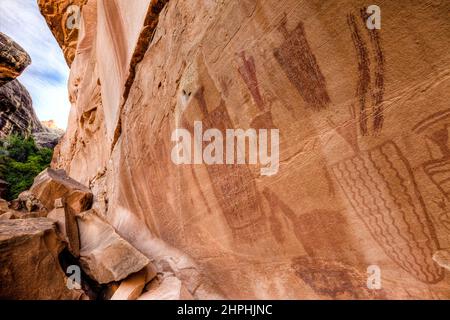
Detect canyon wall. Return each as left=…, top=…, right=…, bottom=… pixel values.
left=0, top=32, right=43, bottom=138
left=0, top=32, right=63, bottom=147
left=44, top=0, right=450, bottom=299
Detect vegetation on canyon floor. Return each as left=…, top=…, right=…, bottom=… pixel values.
left=0, top=134, right=53, bottom=200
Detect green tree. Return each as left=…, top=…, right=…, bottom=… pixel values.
left=0, top=134, right=53, bottom=200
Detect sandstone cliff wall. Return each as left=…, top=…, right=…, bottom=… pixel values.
left=44, top=0, right=450, bottom=299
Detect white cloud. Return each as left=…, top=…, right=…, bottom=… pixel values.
left=0, top=0, right=71, bottom=129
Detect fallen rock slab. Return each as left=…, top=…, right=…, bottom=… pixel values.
left=138, top=276, right=193, bottom=300
left=18, top=191, right=46, bottom=214
left=77, top=210, right=149, bottom=284
left=30, top=168, right=93, bottom=213
left=0, top=32, right=31, bottom=86
left=0, top=218, right=82, bottom=299
left=110, top=264, right=157, bottom=300
left=47, top=198, right=80, bottom=257
left=111, top=268, right=147, bottom=300
left=37, top=0, right=88, bottom=65
left=433, top=250, right=450, bottom=271
left=0, top=79, right=42, bottom=138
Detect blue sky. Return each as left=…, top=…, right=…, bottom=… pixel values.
left=0, top=0, right=71, bottom=129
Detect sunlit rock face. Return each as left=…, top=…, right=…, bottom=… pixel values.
left=38, top=0, right=88, bottom=66
left=44, top=0, right=450, bottom=299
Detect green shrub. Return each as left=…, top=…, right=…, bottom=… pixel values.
left=0, top=134, right=53, bottom=200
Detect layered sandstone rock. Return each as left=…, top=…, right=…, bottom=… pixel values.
left=110, top=267, right=154, bottom=300
left=0, top=167, right=156, bottom=299
left=0, top=199, right=8, bottom=213
left=77, top=209, right=150, bottom=284
left=0, top=32, right=52, bottom=141
left=0, top=212, right=13, bottom=220
left=30, top=168, right=93, bottom=213
left=38, top=0, right=88, bottom=66
left=47, top=198, right=80, bottom=257
left=17, top=190, right=46, bottom=214
left=42, top=0, right=450, bottom=299
left=0, top=79, right=43, bottom=138
left=0, top=32, right=31, bottom=87
left=0, top=218, right=82, bottom=299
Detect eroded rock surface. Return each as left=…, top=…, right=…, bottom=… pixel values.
left=0, top=32, right=31, bottom=87
left=0, top=32, right=49, bottom=140
left=37, top=0, right=88, bottom=65
left=30, top=168, right=93, bottom=213
left=0, top=79, right=43, bottom=138
left=110, top=267, right=153, bottom=300
left=0, top=218, right=82, bottom=299
left=138, top=276, right=193, bottom=300
left=77, top=209, right=150, bottom=284
left=47, top=198, right=80, bottom=257
left=0, top=199, right=8, bottom=213
left=42, top=0, right=450, bottom=299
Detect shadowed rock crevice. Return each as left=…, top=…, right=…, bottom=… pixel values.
left=112, top=0, right=170, bottom=153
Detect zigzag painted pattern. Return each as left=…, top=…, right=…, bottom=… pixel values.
left=332, top=141, right=443, bottom=283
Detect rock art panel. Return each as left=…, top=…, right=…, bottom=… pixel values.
left=41, top=0, right=450, bottom=299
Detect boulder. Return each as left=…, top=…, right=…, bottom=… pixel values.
left=0, top=218, right=82, bottom=299
left=138, top=276, right=193, bottom=300
left=37, top=0, right=88, bottom=65
left=433, top=250, right=450, bottom=272
left=17, top=190, right=46, bottom=214
left=30, top=168, right=93, bottom=213
left=47, top=198, right=80, bottom=257
left=0, top=32, right=31, bottom=86
left=77, top=210, right=150, bottom=284
left=0, top=198, right=8, bottom=213
left=110, top=268, right=147, bottom=300
left=0, top=32, right=65, bottom=140
left=41, top=0, right=450, bottom=299
left=0, top=32, right=40, bottom=137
